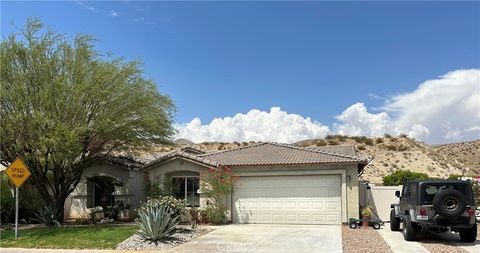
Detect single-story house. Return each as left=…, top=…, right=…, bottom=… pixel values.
left=65, top=142, right=368, bottom=225
left=64, top=156, right=147, bottom=220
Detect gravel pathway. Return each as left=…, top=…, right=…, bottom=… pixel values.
left=342, top=225, right=393, bottom=253
left=115, top=226, right=213, bottom=251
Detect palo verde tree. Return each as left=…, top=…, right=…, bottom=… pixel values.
left=0, top=18, right=175, bottom=222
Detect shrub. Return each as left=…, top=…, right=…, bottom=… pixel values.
left=357, top=145, right=366, bottom=150
left=472, top=182, right=480, bottom=207
left=144, top=182, right=163, bottom=198
left=200, top=206, right=226, bottom=225
left=382, top=170, right=430, bottom=186
left=136, top=205, right=179, bottom=241
left=0, top=175, right=14, bottom=223
left=361, top=205, right=373, bottom=218
left=364, top=138, right=374, bottom=146
left=200, top=167, right=239, bottom=203
left=386, top=144, right=397, bottom=151
left=1, top=179, right=45, bottom=223
left=375, top=137, right=384, bottom=144
left=398, top=145, right=408, bottom=151
left=399, top=133, right=408, bottom=138
left=139, top=196, right=185, bottom=219
left=327, top=140, right=338, bottom=145
left=352, top=136, right=366, bottom=143
left=447, top=174, right=463, bottom=180
left=315, top=140, right=327, bottom=146
left=384, top=134, right=392, bottom=138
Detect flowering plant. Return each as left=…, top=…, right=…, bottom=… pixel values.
left=200, top=166, right=239, bottom=201
left=138, top=196, right=185, bottom=218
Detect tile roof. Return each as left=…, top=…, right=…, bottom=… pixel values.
left=198, top=142, right=367, bottom=166
left=142, top=150, right=219, bottom=170
left=313, top=145, right=357, bottom=157
left=143, top=142, right=368, bottom=169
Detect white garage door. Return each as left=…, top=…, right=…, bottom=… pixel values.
left=233, top=175, right=342, bottom=224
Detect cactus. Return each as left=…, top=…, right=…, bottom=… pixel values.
left=136, top=205, right=179, bottom=241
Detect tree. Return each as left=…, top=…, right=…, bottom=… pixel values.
left=0, top=18, right=175, bottom=222
left=382, top=170, right=430, bottom=186
left=447, top=174, right=463, bottom=180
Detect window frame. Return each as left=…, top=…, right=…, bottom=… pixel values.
left=171, top=176, right=200, bottom=207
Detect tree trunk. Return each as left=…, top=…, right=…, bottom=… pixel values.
left=30, top=168, right=81, bottom=223
left=53, top=197, right=67, bottom=222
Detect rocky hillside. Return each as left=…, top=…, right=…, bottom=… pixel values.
left=133, top=136, right=479, bottom=185
left=294, top=135, right=478, bottom=184
left=433, top=140, right=480, bottom=174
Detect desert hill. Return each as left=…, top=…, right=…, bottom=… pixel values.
left=293, top=135, right=478, bottom=184
left=134, top=136, right=479, bottom=185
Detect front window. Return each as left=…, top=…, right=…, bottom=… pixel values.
left=171, top=177, right=200, bottom=207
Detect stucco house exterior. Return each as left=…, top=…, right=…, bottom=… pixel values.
left=65, top=142, right=368, bottom=225
left=64, top=157, right=146, bottom=220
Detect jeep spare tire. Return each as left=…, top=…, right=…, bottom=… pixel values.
left=432, top=189, right=466, bottom=218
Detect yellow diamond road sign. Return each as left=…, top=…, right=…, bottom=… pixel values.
left=5, top=158, right=31, bottom=188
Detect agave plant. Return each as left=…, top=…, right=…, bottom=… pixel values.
left=34, top=205, right=61, bottom=226
left=136, top=205, right=179, bottom=241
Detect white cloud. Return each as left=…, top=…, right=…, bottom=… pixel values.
left=175, top=107, right=330, bottom=143
left=108, top=10, right=119, bottom=18
left=384, top=69, right=480, bottom=143
left=75, top=1, right=98, bottom=13
left=334, top=103, right=392, bottom=137
left=175, top=69, right=479, bottom=144
left=333, top=103, right=431, bottom=140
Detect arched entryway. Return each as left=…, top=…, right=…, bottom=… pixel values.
left=86, top=175, right=124, bottom=210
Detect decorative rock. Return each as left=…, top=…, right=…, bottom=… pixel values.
left=116, top=227, right=213, bottom=250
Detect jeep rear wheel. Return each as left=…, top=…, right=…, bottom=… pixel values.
left=459, top=223, right=477, bottom=242
left=390, top=209, right=400, bottom=231
left=402, top=216, right=418, bottom=241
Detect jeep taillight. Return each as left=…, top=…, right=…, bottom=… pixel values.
left=467, top=208, right=474, bottom=217
left=419, top=208, right=427, bottom=216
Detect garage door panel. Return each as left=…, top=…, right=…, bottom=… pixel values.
left=233, top=175, right=342, bottom=224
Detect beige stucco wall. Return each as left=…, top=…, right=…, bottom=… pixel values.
left=64, top=162, right=145, bottom=220
left=359, top=183, right=402, bottom=221
left=146, top=159, right=362, bottom=223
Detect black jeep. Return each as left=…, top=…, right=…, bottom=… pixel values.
left=390, top=180, right=477, bottom=242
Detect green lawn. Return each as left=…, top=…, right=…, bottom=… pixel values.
left=0, top=225, right=137, bottom=249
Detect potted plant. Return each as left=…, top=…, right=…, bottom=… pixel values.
left=361, top=205, right=373, bottom=227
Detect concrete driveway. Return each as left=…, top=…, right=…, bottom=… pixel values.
left=167, top=224, right=342, bottom=253
left=377, top=227, right=429, bottom=253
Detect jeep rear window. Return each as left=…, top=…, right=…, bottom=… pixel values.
left=421, top=184, right=468, bottom=205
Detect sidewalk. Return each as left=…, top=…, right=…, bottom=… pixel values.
left=0, top=249, right=159, bottom=253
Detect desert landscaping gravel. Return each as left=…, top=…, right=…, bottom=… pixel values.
left=419, top=233, right=469, bottom=253
left=115, top=226, right=214, bottom=251
left=419, top=225, right=479, bottom=253
left=342, top=225, right=393, bottom=253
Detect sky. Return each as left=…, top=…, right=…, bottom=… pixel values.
left=1, top=1, right=479, bottom=144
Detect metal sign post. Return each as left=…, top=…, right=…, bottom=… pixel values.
left=15, top=187, right=19, bottom=239
left=5, top=158, right=31, bottom=239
